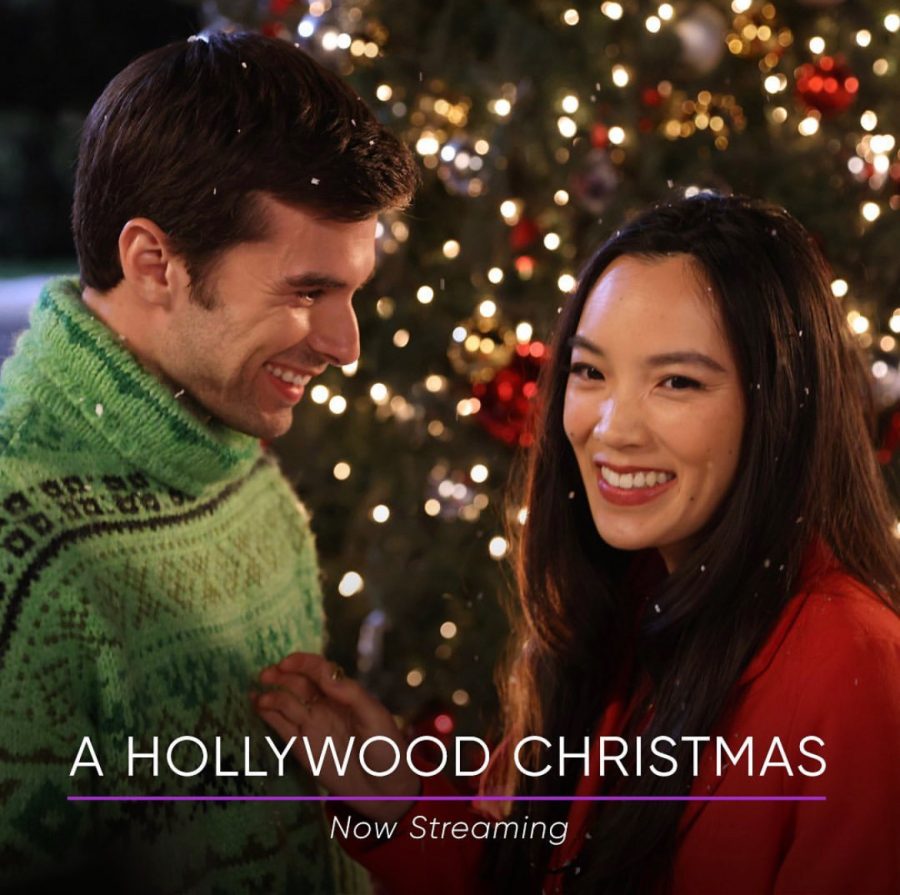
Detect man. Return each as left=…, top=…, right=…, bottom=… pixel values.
left=0, top=31, right=417, bottom=893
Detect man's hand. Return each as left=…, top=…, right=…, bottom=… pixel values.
left=253, top=652, right=420, bottom=822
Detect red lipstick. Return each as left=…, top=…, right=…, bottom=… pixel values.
left=594, top=462, right=677, bottom=507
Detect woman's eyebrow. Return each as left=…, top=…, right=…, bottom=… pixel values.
left=568, top=334, right=604, bottom=356
left=567, top=335, right=727, bottom=373
left=645, top=351, right=727, bottom=374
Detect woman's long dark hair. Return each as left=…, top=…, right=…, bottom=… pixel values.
left=485, top=194, right=900, bottom=893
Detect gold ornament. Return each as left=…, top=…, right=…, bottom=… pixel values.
left=727, top=3, right=792, bottom=71
left=661, top=90, right=746, bottom=151
left=447, top=308, right=516, bottom=384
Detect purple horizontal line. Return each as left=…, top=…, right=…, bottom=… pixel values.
left=68, top=795, right=825, bottom=803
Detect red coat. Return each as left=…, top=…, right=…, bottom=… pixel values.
left=340, top=546, right=900, bottom=894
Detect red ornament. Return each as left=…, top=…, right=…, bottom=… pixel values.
left=260, top=21, right=288, bottom=38
left=408, top=702, right=457, bottom=748
left=514, top=255, right=535, bottom=277
left=591, top=123, right=609, bottom=148
left=795, top=56, right=858, bottom=116
left=641, top=86, right=663, bottom=107
left=877, top=409, right=900, bottom=465
left=407, top=704, right=483, bottom=793
left=473, top=342, right=546, bottom=447
left=509, top=217, right=540, bottom=252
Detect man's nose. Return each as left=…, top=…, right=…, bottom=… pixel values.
left=307, top=300, right=360, bottom=367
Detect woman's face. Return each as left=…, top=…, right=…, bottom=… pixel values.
left=563, top=254, right=746, bottom=572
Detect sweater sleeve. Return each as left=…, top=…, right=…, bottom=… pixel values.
left=334, top=774, right=492, bottom=895
left=774, top=595, right=900, bottom=895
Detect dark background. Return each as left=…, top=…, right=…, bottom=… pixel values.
left=1, top=0, right=201, bottom=267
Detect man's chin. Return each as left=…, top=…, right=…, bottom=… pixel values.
left=214, top=409, right=294, bottom=441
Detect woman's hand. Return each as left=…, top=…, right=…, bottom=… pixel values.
left=253, top=652, right=420, bottom=822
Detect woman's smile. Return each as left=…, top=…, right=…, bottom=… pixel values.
left=595, top=461, right=678, bottom=506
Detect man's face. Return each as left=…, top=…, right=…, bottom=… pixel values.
left=159, top=195, right=376, bottom=439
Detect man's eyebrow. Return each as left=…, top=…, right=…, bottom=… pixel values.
left=567, top=335, right=727, bottom=374
left=283, top=273, right=347, bottom=290
left=282, top=267, right=377, bottom=291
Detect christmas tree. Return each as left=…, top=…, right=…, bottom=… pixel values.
left=201, top=0, right=900, bottom=738
left=11, top=0, right=900, bottom=739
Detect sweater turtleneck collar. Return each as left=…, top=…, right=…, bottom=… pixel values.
left=17, top=277, right=261, bottom=494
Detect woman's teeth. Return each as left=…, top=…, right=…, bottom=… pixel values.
left=265, top=363, right=311, bottom=387
left=600, top=466, right=675, bottom=490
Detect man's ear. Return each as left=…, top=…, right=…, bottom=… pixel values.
left=118, top=218, right=190, bottom=310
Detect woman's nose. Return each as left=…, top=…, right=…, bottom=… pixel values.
left=592, top=395, right=648, bottom=448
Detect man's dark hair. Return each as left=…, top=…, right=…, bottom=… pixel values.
left=72, top=31, right=419, bottom=292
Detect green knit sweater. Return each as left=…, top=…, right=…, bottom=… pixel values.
left=0, top=278, right=368, bottom=894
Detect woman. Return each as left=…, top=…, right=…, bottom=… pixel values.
left=254, top=194, right=900, bottom=894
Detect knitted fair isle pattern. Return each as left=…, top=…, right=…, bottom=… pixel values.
left=0, top=278, right=369, bottom=894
